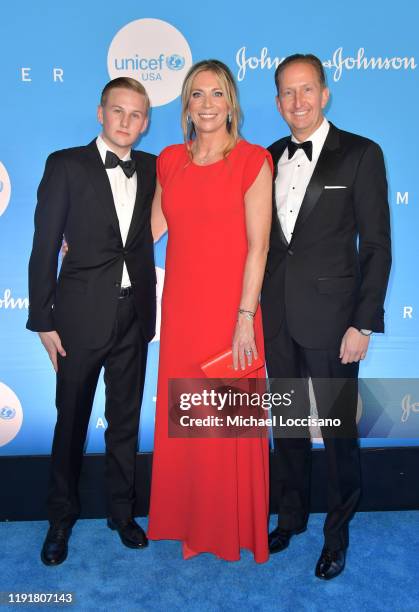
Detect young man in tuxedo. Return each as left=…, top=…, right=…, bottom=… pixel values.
left=27, top=77, right=157, bottom=565
left=261, top=55, right=391, bottom=579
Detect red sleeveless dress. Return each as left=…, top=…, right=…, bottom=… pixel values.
left=148, top=140, right=273, bottom=562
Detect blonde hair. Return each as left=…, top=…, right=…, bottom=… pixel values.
left=181, top=59, right=241, bottom=158
left=101, top=77, right=150, bottom=114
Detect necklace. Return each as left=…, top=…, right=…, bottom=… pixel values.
left=192, top=143, right=227, bottom=165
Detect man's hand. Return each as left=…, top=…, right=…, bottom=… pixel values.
left=339, top=327, right=370, bottom=364
left=38, top=331, right=66, bottom=372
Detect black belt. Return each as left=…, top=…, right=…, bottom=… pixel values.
left=118, top=286, right=133, bottom=299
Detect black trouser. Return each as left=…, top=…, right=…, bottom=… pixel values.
left=265, top=318, right=361, bottom=551
left=48, top=294, right=148, bottom=527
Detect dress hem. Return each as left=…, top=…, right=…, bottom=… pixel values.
left=147, top=534, right=269, bottom=563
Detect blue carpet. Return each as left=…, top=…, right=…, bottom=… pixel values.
left=0, top=512, right=418, bottom=612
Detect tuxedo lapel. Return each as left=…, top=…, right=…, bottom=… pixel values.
left=84, top=140, right=122, bottom=242
left=269, top=138, right=290, bottom=248
left=271, top=139, right=289, bottom=182
left=291, top=124, right=340, bottom=242
left=125, top=152, right=152, bottom=246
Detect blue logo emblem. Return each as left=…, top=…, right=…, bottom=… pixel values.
left=166, top=54, right=185, bottom=71
left=0, top=406, right=16, bottom=420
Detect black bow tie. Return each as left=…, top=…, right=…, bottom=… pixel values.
left=287, top=140, right=313, bottom=162
left=105, top=150, right=136, bottom=178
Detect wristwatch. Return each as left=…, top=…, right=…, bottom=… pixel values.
left=359, top=329, right=372, bottom=336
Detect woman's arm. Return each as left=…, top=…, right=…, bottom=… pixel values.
left=232, top=159, right=272, bottom=370
left=151, top=180, right=168, bottom=242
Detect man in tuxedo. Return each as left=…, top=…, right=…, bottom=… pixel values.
left=261, top=54, right=391, bottom=579
left=27, top=77, right=157, bottom=565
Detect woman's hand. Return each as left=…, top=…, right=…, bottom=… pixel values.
left=232, top=313, right=258, bottom=371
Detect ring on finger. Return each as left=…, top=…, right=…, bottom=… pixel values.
left=245, top=349, right=252, bottom=356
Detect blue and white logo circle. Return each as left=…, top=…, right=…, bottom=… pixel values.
left=0, top=382, right=23, bottom=446
left=0, top=406, right=16, bottom=420
left=108, top=18, right=193, bottom=107
left=0, top=162, right=11, bottom=217
left=166, top=54, right=185, bottom=71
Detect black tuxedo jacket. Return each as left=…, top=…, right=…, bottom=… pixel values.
left=261, top=123, right=391, bottom=349
left=27, top=140, right=157, bottom=348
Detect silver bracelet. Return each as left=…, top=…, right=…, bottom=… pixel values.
left=238, top=308, right=255, bottom=320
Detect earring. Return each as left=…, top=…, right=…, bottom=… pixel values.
left=187, top=113, right=191, bottom=124
left=227, top=112, right=232, bottom=125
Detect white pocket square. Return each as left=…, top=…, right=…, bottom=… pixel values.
left=324, top=185, right=347, bottom=189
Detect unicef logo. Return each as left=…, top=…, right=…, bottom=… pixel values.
left=107, top=18, right=193, bottom=107
left=0, top=406, right=16, bottom=420
left=0, top=382, right=23, bottom=446
left=0, top=162, right=11, bottom=217
left=166, top=54, right=185, bottom=71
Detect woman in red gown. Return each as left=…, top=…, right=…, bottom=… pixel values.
left=148, top=60, right=273, bottom=562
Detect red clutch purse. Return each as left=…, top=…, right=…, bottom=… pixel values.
left=200, top=348, right=264, bottom=380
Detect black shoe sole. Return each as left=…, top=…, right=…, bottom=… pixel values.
left=117, top=538, right=149, bottom=549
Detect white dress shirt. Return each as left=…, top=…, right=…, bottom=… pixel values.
left=96, top=135, right=137, bottom=288
left=275, top=118, right=330, bottom=243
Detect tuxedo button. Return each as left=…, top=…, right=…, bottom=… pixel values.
left=287, top=249, right=294, bottom=256
left=114, top=282, right=121, bottom=288
left=123, top=249, right=128, bottom=255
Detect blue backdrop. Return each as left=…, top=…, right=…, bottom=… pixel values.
left=1, top=0, right=418, bottom=455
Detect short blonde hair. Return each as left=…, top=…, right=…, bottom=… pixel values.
left=100, top=77, right=150, bottom=114
left=181, top=59, right=241, bottom=157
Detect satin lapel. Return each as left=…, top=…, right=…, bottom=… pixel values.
left=291, top=124, right=340, bottom=242
left=125, top=152, right=151, bottom=246
left=84, top=140, right=122, bottom=241
left=270, top=138, right=290, bottom=248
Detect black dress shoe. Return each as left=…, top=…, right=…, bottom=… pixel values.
left=315, top=547, right=346, bottom=580
left=107, top=518, right=148, bottom=549
left=268, top=525, right=307, bottom=554
left=41, top=526, right=72, bottom=566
